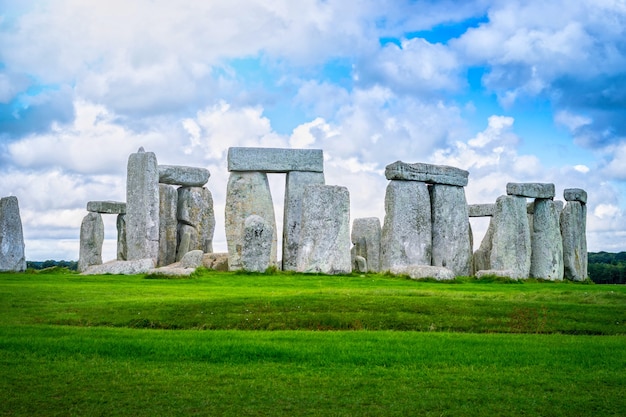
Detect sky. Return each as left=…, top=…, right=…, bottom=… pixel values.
left=1, top=0, right=626, bottom=261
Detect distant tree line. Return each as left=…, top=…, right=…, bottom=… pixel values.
left=588, top=252, right=626, bottom=284
left=27, top=260, right=78, bottom=271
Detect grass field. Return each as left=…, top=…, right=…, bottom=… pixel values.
left=1, top=269, right=625, bottom=416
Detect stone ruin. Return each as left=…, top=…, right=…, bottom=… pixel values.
left=0, top=196, right=26, bottom=272
left=74, top=147, right=588, bottom=280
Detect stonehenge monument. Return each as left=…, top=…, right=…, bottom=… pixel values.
left=70, top=146, right=588, bottom=281
left=0, top=196, right=26, bottom=272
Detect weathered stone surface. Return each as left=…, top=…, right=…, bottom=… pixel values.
left=241, top=215, right=274, bottom=272
left=86, top=201, right=126, bottom=214
left=564, top=188, right=587, bottom=203
left=430, top=185, right=472, bottom=276
left=126, top=149, right=160, bottom=261
left=176, top=224, right=194, bottom=261
left=116, top=214, right=127, bottom=261
left=381, top=181, right=432, bottom=270
left=506, top=182, right=555, bottom=199
left=296, top=185, right=351, bottom=274
left=475, top=269, right=518, bottom=279
left=354, top=256, right=367, bottom=273
left=0, top=196, right=26, bottom=272
left=158, top=184, right=178, bottom=267
left=228, top=147, right=324, bottom=173
left=81, top=258, right=155, bottom=275
left=468, top=204, right=495, bottom=217
left=177, top=186, right=215, bottom=254
left=490, top=195, right=531, bottom=279
left=389, top=265, right=455, bottom=281
left=282, top=171, right=325, bottom=271
left=180, top=249, right=204, bottom=269
left=385, top=161, right=469, bottom=187
left=561, top=201, right=588, bottom=281
left=351, top=217, right=382, bottom=273
left=530, top=199, right=564, bottom=280
left=78, top=212, right=104, bottom=273
left=473, top=217, right=495, bottom=273
left=202, top=253, right=229, bottom=271
left=158, top=165, right=210, bottom=187
left=147, top=265, right=195, bottom=277
left=225, top=172, right=277, bottom=270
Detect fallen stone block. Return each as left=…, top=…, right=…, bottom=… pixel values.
left=81, top=258, right=156, bottom=275
left=385, top=161, right=469, bottom=187
left=506, top=182, right=555, bottom=199
left=389, top=265, right=455, bottom=281
left=228, top=147, right=324, bottom=173
left=180, top=250, right=204, bottom=269
left=475, top=269, right=518, bottom=279
left=564, top=188, right=587, bottom=204
left=158, top=165, right=210, bottom=187
left=86, top=201, right=127, bottom=214
left=202, top=253, right=229, bottom=271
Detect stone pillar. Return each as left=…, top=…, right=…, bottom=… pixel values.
left=530, top=199, right=564, bottom=280
left=158, top=184, right=178, bottom=266
left=381, top=180, right=432, bottom=270
left=116, top=214, right=127, bottom=261
left=78, top=212, right=104, bottom=272
left=177, top=186, right=216, bottom=256
left=296, top=185, right=351, bottom=274
left=490, top=195, right=531, bottom=279
left=561, top=189, right=587, bottom=281
left=0, top=196, right=26, bottom=272
left=473, top=217, right=495, bottom=273
left=430, top=184, right=471, bottom=276
left=351, top=217, right=382, bottom=273
left=225, top=171, right=277, bottom=270
left=241, top=215, right=274, bottom=272
left=282, top=171, right=325, bottom=271
left=126, top=148, right=160, bottom=261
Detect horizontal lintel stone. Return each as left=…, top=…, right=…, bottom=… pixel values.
left=158, top=165, right=210, bottom=187
left=86, top=201, right=126, bottom=214
left=506, top=182, right=555, bottom=199
left=228, top=147, right=324, bottom=173
left=468, top=204, right=495, bottom=217
left=384, top=161, right=469, bottom=186
left=564, top=188, right=587, bottom=203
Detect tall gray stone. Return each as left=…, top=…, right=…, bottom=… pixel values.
left=241, top=215, right=274, bottom=272
left=296, top=185, right=351, bottom=274
left=116, top=214, right=127, bottom=261
left=228, top=147, right=324, bottom=173
left=158, top=184, right=178, bottom=266
left=126, top=148, right=159, bottom=261
left=158, top=165, right=210, bottom=187
left=385, top=161, right=469, bottom=186
left=78, top=212, right=104, bottom=273
left=430, top=184, right=471, bottom=276
left=0, top=196, right=26, bottom=272
left=351, top=217, right=382, bottom=273
left=530, top=199, right=564, bottom=280
left=473, top=217, right=495, bottom=273
left=561, top=200, right=587, bottom=281
left=490, top=195, right=531, bottom=279
left=177, top=186, right=215, bottom=254
left=225, top=172, right=277, bottom=270
left=282, top=171, right=325, bottom=271
left=564, top=188, right=587, bottom=203
left=381, top=180, right=432, bottom=270
left=506, top=182, right=555, bottom=199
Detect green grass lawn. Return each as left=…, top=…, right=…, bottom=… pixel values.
left=1, top=269, right=625, bottom=416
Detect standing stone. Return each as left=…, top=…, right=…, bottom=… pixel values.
left=176, top=224, right=194, bottom=262
left=489, top=195, right=531, bottom=279
left=561, top=195, right=587, bottom=281
left=78, top=212, right=104, bottom=272
left=241, top=215, right=274, bottom=272
left=381, top=181, right=432, bottom=270
left=116, top=214, right=127, bottom=261
left=225, top=172, right=277, bottom=270
left=177, top=186, right=216, bottom=254
left=530, top=199, right=564, bottom=280
left=0, top=196, right=26, bottom=272
left=126, top=148, right=159, bottom=261
left=296, top=185, right=351, bottom=274
left=282, top=171, right=325, bottom=271
left=158, top=184, right=178, bottom=266
left=351, top=217, right=382, bottom=273
left=430, top=184, right=471, bottom=276
left=473, top=217, right=495, bottom=273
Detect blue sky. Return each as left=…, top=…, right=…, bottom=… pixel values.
left=1, top=0, right=625, bottom=260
